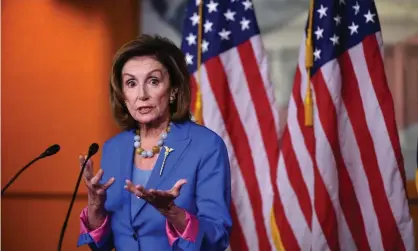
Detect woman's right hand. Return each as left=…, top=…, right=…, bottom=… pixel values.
left=80, top=155, right=115, bottom=229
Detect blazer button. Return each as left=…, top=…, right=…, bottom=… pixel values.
left=132, top=233, right=138, bottom=241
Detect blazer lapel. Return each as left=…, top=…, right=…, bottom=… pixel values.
left=130, top=147, right=165, bottom=219
left=132, top=121, right=191, bottom=221
left=118, top=130, right=135, bottom=224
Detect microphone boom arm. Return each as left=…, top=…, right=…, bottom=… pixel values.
left=1, top=156, right=42, bottom=195
left=57, top=143, right=99, bottom=251
left=1, top=144, right=60, bottom=196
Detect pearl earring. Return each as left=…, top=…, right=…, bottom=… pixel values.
left=169, top=96, right=175, bottom=104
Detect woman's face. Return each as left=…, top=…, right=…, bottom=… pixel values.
left=122, top=56, right=173, bottom=125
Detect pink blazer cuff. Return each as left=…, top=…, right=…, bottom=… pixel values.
left=79, top=207, right=110, bottom=244
left=166, top=209, right=199, bottom=246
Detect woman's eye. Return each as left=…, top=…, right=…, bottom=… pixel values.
left=126, top=80, right=136, bottom=87
left=149, top=78, right=159, bottom=85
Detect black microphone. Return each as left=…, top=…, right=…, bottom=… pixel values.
left=57, top=143, right=99, bottom=251
left=1, top=144, right=61, bottom=195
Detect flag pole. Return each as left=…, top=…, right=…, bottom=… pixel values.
left=194, top=0, right=204, bottom=125
left=270, top=1, right=315, bottom=249
left=415, top=138, right=418, bottom=193
left=304, top=0, right=315, bottom=127
left=270, top=209, right=286, bottom=250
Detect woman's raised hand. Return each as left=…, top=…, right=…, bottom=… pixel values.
left=124, top=179, right=187, bottom=213
left=80, top=155, right=115, bottom=229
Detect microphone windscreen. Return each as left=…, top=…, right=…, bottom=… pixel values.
left=43, top=144, right=61, bottom=157
left=88, top=143, right=99, bottom=156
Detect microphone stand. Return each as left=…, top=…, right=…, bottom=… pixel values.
left=57, top=143, right=99, bottom=251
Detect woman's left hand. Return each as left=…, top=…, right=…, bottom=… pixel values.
left=124, top=179, right=187, bottom=212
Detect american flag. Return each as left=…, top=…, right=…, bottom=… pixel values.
left=275, top=0, right=415, bottom=250
left=181, top=0, right=281, bottom=250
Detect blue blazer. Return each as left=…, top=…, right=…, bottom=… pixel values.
left=78, top=120, right=232, bottom=251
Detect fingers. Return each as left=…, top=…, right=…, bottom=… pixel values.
left=80, top=155, right=94, bottom=181
left=124, top=181, right=158, bottom=202
left=85, top=176, right=114, bottom=195
left=102, top=177, right=115, bottom=190
left=79, top=153, right=114, bottom=194
left=136, top=185, right=155, bottom=199
left=170, top=179, right=187, bottom=197
left=124, top=179, right=186, bottom=204
left=137, top=185, right=151, bottom=196
left=148, top=189, right=168, bottom=199
left=124, top=180, right=143, bottom=198
left=140, top=187, right=156, bottom=201
left=90, top=169, right=104, bottom=185
left=78, top=155, right=85, bottom=167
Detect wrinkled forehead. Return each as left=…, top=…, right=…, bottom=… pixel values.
left=122, top=55, right=168, bottom=78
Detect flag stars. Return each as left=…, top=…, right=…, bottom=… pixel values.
left=317, top=5, right=328, bottom=19
left=348, top=22, right=359, bottom=35
left=185, top=53, right=194, bottom=65
left=219, top=28, right=231, bottom=40
left=240, top=17, right=251, bottom=30
left=259, top=0, right=382, bottom=70
left=204, top=20, right=213, bottom=33
left=353, top=2, right=360, bottom=15
left=185, top=33, right=197, bottom=46
left=202, top=40, right=209, bottom=53
left=334, top=15, right=342, bottom=26
left=330, top=34, right=340, bottom=46
left=315, top=27, right=324, bottom=40
left=242, top=0, right=253, bottom=10
left=190, top=12, right=200, bottom=26
left=224, top=9, right=236, bottom=21
left=364, top=10, right=376, bottom=23
left=206, top=0, right=218, bottom=13
left=314, top=48, right=321, bottom=61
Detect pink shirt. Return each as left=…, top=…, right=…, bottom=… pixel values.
left=79, top=206, right=199, bottom=246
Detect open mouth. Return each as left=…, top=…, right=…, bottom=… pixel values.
left=137, top=106, right=153, bottom=114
